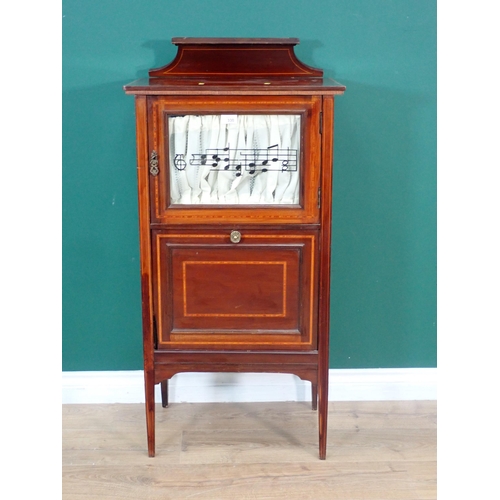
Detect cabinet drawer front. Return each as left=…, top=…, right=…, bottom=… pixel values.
left=153, top=230, right=318, bottom=350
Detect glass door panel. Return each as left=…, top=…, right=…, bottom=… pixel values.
left=168, top=114, right=301, bottom=205
left=149, top=95, right=322, bottom=224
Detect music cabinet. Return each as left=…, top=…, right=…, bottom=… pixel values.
left=124, top=38, right=345, bottom=459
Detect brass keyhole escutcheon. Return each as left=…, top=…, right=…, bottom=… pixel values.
left=230, top=230, right=241, bottom=243
left=149, top=150, right=159, bottom=176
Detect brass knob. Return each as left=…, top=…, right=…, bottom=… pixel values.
left=230, top=230, right=241, bottom=243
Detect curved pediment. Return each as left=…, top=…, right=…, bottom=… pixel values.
left=148, top=38, right=323, bottom=78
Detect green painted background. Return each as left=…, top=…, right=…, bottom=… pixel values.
left=62, top=0, right=436, bottom=371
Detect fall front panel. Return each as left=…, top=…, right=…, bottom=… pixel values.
left=153, top=230, right=318, bottom=350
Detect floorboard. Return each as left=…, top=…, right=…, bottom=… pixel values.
left=63, top=401, right=436, bottom=499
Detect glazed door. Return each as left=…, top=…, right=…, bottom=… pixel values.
left=148, top=95, right=322, bottom=224
left=152, top=228, right=319, bottom=350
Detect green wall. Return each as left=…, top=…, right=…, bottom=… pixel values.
left=62, top=0, right=436, bottom=371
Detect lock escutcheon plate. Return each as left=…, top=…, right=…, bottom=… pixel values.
left=150, top=150, right=159, bottom=176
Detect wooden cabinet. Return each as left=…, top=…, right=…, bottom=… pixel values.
left=124, top=38, right=345, bottom=459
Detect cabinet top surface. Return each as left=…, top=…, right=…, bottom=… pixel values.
left=123, top=37, right=345, bottom=96
left=171, top=37, right=301, bottom=45
left=123, top=77, right=346, bottom=95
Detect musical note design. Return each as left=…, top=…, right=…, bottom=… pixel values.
left=174, top=154, right=187, bottom=171
left=181, top=143, right=298, bottom=174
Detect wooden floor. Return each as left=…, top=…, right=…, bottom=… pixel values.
left=63, top=400, right=436, bottom=499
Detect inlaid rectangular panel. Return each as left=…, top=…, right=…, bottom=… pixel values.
left=182, top=261, right=287, bottom=317
left=154, top=230, right=318, bottom=350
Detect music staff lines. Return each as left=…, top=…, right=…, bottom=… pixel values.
left=173, top=144, right=298, bottom=176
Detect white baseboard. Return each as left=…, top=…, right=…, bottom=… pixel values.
left=62, top=368, right=436, bottom=404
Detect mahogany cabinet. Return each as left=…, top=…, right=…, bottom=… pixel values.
left=124, top=38, right=345, bottom=459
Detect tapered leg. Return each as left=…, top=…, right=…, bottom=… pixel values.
left=318, top=361, right=329, bottom=459
left=312, top=382, right=318, bottom=410
left=144, top=369, right=155, bottom=457
left=161, top=379, right=169, bottom=408
left=318, top=379, right=328, bottom=459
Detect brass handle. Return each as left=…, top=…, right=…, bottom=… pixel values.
left=230, top=230, right=241, bottom=244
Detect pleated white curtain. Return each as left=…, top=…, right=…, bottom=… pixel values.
left=168, top=115, right=300, bottom=204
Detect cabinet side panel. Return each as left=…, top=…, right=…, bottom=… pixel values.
left=135, top=96, right=154, bottom=371
left=319, top=96, right=334, bottom=360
